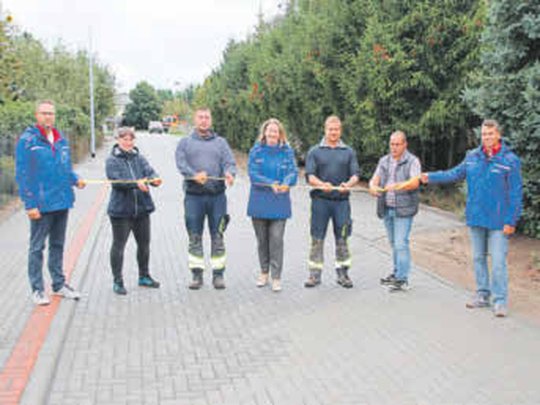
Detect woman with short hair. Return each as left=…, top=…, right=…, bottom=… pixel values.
left=106, top=127, right=162, bottom=295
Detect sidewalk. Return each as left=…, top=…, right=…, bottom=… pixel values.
left=1, top=133, right=540, bottom=405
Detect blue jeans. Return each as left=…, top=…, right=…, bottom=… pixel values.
left=28, top=210, right=68, bottom=293
left=383, top=208, right=413, bottom=281
left=469, top=226, right=509, bottom=305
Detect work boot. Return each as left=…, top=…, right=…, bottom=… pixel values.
left=336, top=267, right=353, bottom=288
left=189, top=269, right=203, bottom=290
left=212, top=270, right=226, bottom=290
left=304, top=270, right=322, bottom=288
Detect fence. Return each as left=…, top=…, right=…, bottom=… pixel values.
left=0, top=134, right=17, bottom=207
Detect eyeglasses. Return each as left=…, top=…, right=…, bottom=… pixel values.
left=390, top=142, right=405, bottom=146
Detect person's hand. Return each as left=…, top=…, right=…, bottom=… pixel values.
left=27, top=208, right=41, bottom=220
left=137, top=179, right=150, bottom=192
left=278, top=184, right=289, bottom=193
left=321, top=182, right=333, bottom=193
left=225, top=172, right=235, bottom=187
left=503, top=225, right=515, bottom=236
left=76, top=179, right=86, bottom=189
left=271, top=184, right=289, bottom=193
left=193, top=171, right=208, bottom=185
left=384, top=183, right=398, bottom=192
left=338, top=182, right=350, bottom=194
left=420, top=173, right=429, bottom=184
left=151, top=178, right=162, bottom=187
left=368, top=186, right=382, bottom=197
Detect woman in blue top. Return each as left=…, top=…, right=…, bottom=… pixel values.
left=247, top=118, right=298, bottom=291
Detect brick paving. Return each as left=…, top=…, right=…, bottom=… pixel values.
left=1, top=133, right=539, bottom=404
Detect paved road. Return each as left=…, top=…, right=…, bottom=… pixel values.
left=1, top=133, right=539, bottom=405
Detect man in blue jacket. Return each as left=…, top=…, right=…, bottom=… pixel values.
left=304, top=115, right=360, bottom=288
left=175, top=107, right=236, bottom=290
left=15, top=100, right=86, bottom=305
left=421, top=119, right=522, bottom=317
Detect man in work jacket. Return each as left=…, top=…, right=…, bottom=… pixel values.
left=421, top=119, right=522, bottom=317
left=369, top=131, right=421, bottom=292
left=15, top=100, right=86, bottom=305
left=175, top=107, right=237, bottom=290
left=304, top=115, right=360, bottom=288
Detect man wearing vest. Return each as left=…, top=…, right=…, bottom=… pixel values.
left=175, top=107, right=236, bottom=290
left=421, top=120, right=522, bottom=317
left=369, top=131, right=421, bottom=292
left=304, top=115, right=360, bottom=288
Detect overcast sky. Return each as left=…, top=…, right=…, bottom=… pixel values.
left=2, top=0, right=284, bottom=93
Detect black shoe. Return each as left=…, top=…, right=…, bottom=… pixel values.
left=189, top=270, right=203, bottom=290
left=388, top=279, right=409, bottom=292
left=138, top=275, right=160, bottom=288
left=212, top=272, right=226, bottom=289
left=113, top=282, right=127, bottom=295
left=380, top=273, right=396, bottom=285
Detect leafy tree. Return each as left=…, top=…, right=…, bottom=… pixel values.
left=194, top=0, right=484, bottom=180
left=464, top=0, right=540, bottom=237
left=0, top=16, right=22, bottom=104
left=123, top=81, right=161, bottom=129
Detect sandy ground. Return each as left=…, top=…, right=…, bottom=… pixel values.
left=411, top=226, right=540, bottom=324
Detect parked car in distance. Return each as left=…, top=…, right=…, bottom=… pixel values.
left=148, top=121, right=164, bottom=134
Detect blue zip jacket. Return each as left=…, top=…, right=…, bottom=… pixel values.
left=106, top=144, right=158, bottom=218
left=428, top=142, right=522, bottom=229
left=15, top=126, right=79, bottom=212
left=247, top=142, right=298, bottom=219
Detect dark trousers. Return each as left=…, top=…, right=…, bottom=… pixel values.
left=252, top=218, right=287, bottom=279
left=184, top=193, right=228, bottom=271
left=28, top=210, right=68, bottom=292
left=309, top=198, right=352, bottom=271
left=109, top=215, right=151, bottom=284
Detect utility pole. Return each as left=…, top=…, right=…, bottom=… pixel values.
left=88, top=27, right=96, bottom=158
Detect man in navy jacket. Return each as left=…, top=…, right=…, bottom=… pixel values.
left=422, top=119, right=522, bottom=317
left=15, top=100, right=86, bottom=305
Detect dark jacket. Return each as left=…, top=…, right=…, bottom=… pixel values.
left=428, top=142, right=522, bottom=229
left=106, top=145, right=159, bottom=218
left=15, top=125, right=79, bottom=212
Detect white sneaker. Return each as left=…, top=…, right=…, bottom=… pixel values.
left=272, top=279, right=282, bottom=292
left=53, top=284, right=81, bottom=300
left=256, top=273, right=269, bottom=287
left=32, top=290, right=50, bottom=306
